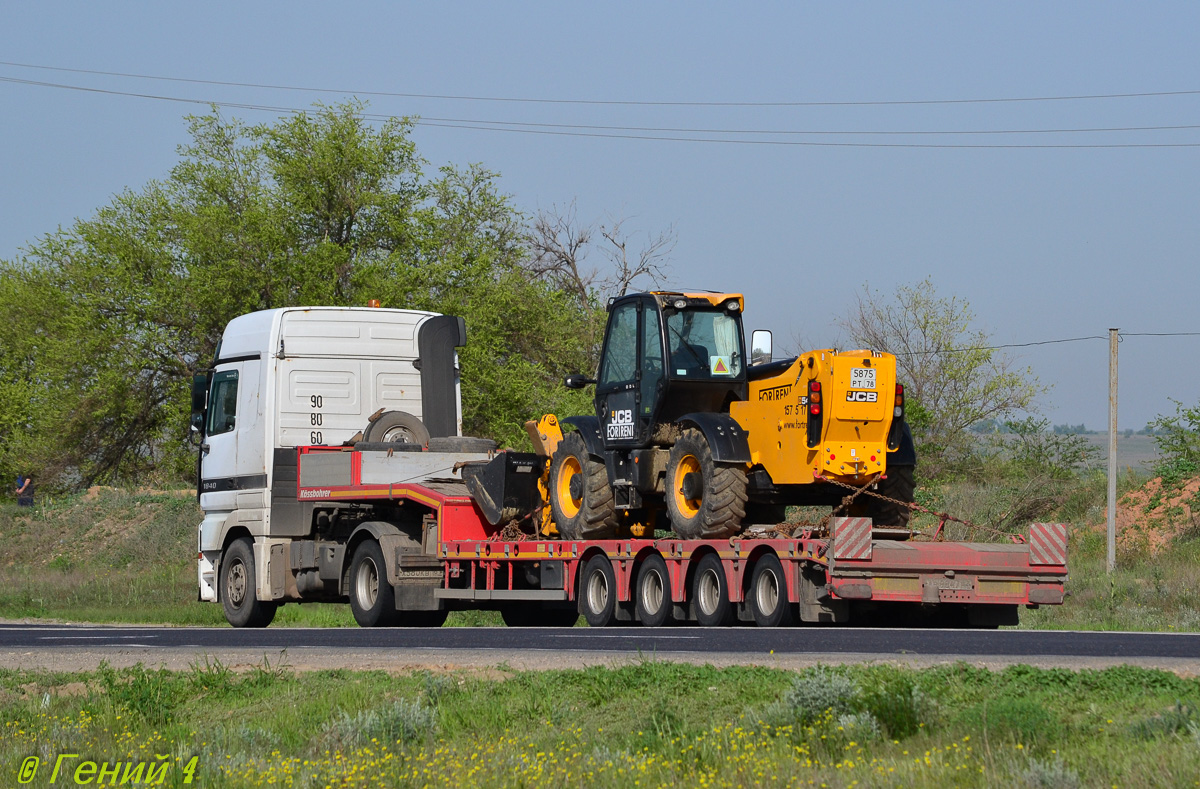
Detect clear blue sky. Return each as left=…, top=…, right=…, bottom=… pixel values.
left=3, top=3, right=1197, bottom=431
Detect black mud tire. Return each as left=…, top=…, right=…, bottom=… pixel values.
left=220, top=538, right=277, bottom=628
left=578, top=554, right=618, bottom=627
left=363, top=410, right=430, bottom=446
left=749, top=553, right=794, bottom=628
left=866, top=464, right=916, bottom=529
left=692, top=553, right=735, bottom=627
left=665, top=429, right=747, bottom=540
left=635, top=554, right=674, bottom=627
left=348, top=540, right=398, bottom=628
left=428, top=436, right=497, bottom=453
left=549, top=432, right=617, bottom=540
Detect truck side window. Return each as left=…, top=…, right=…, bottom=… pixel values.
left=640, top=303, right=663, bottom=414
left=207, top=370, right=239, bottom=436
left=599, top=302, right=638, bottom=386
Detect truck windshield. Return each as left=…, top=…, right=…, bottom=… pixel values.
left=665, top=309, right=743, bottom=379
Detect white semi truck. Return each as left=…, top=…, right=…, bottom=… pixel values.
left=193, top=306, right=495, bottom=627
left=195, top=302, right=1067, bottom=631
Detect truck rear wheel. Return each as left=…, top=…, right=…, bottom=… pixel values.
left=635, top=554, right=674, bottom=627
left=578, top=554, right=618, bottom=627
left=349, top=540, right=397, bottom=627
left=221, top=538, right=277, bottom=628
left=866, top=464, right=916, bottom=529
left=550, top=432, right=618, bottom=540
left=692, top=553, right=734, bottom=626
left=665, top=429, right=747, bottom=540
left=749, top=553, right=794, bottom=627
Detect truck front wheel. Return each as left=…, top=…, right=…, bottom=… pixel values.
left=220, top=538, right=277, bottom=628
left=349, top=540, right=397, bottom=627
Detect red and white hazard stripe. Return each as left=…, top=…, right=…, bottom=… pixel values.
left=1028, top=523, right=1068, bottom=565
left=831, top=517, right=873, bottom=561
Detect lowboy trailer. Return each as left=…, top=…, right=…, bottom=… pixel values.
left=290, top=444, right=1067, bottom=629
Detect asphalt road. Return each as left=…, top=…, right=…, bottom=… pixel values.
left=3, top=623, right=1198, bottom=660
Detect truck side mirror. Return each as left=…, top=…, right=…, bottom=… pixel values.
left=751, top=330, right=773, bottom=365
left=191, top=373, right=209, bottom=414
left=563, top=374, right=597, bottom=390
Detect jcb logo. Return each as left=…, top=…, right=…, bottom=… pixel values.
left=606, top=409, right=635, bottom=439
left=846, top=391, right=878, bottom=403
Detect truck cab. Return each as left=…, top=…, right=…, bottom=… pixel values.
left=193, top=306, right=467, bottom=615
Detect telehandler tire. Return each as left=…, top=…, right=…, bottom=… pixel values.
left=220, top=538, right=277, bottom=628
left=665, top=429, right=747, bottom=540
left=866, top=464, right=916, bottom=530
left=549, top=432, right=618, bottom=540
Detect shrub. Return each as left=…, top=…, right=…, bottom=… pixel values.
left=1013, top=755, right=1082, bottom=789
left=1130, top=701, right=1196, bottom=739
left=777, top=666, right=860, bottom=726
left=323, top=699, right=437, bottom=749
left=859, top=671, right=937, bottom=738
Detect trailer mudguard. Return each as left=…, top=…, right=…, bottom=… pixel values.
left=561, top=416, right=605, bottom=458
left=678, top=412, right=751, bottom=464
left=887, top=421, right=917, bottom=467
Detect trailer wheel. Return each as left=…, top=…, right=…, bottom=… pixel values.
left=363, top=410, right=430, bottom=446
left=579, top=554, right=617, bottom=627
left=349, top=540, right=397, bottom=627
left=220, top=538, right=277, bottom=628
left=866, top=464, right=916, bottom=529
left=550, top=432, right=618, bottom=540
left=665, top=429, right=747, bottom=540
left=749, top=554, right=794, bottom=627
left=635, top=554, right=674, bottom=627
left=692, top=553, right=734, bottom=627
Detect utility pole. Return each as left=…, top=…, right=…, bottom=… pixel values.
left=1107, top=328, right=1119, bottom=573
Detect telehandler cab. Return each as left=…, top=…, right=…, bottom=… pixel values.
left=533, top=291, right=917, bottom=541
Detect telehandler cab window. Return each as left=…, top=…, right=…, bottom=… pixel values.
left=666, top=310, right=743, bottom=378
left=599, top=302, right=638, bottom=386
left=206, top=370, right=239, bottom=436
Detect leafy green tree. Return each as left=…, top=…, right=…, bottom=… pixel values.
left=839, top=278, right=1044, bottom=478
left=1149, top=399, right=1200, bottom=485
left=0, top=102, right=598, bottom=490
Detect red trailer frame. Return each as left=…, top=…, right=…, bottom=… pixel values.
left=296, top=447, right=1067, bottom=626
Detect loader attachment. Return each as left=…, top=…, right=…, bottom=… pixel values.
left=460, top=452, right=544, bottom=526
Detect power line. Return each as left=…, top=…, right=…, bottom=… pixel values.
left=893, top=331, right=1200, bottom=358
left=5, top=75, right=1200, bottom=150
left=3, top=58, right=1200, bottom=108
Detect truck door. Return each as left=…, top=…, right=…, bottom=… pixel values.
left=597, top=298, right=663, bottom=449
left=199, top=359, right=266, bottom=511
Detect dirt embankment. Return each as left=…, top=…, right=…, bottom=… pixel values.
left=1109, top=475, right=1200, bottom=555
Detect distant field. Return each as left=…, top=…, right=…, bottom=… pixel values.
left=1081, top=433, right=1160, bottom=471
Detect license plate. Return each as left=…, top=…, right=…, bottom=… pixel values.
left=849, top=367, right=876, bottom=389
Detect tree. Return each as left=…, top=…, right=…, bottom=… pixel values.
left=839, top=278, right=1043, bottom=477
left=526, top=201, right=675, bottom=306
left=1148, top=399, right=1200, bottom=484
left=0, top=102, right=597, bottom=490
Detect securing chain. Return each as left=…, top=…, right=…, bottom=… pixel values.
left=812, top=472, right=1026, bottom=544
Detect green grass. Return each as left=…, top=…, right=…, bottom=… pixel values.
left=1, top=661, right=1198, bottom=787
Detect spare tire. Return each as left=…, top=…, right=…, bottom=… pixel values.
left=363, top=411, right=430, bottom=446
left=428, top=436, right=497, bottom=453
